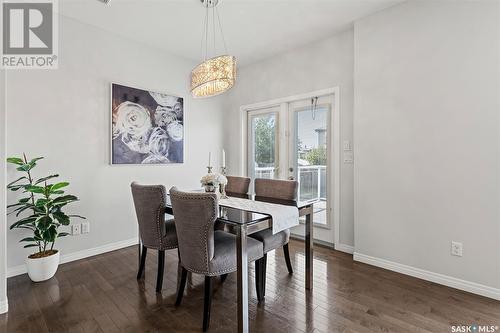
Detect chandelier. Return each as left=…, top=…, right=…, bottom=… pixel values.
left=191, top=0, right=236, bottom=98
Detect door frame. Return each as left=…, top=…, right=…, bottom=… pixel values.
left=239, top=87, right=341, bottom=247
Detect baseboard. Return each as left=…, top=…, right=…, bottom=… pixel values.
left=353, top=252, right=500, bottom=301
left=335, top=243, right=354, bottom=254
left=7, top=237, right=138, bottom=278
left=289, top=234, right=334, bottom=249
left=289, top=235, right=354, bottom=254
left=0, top=298, right=8, bottom=314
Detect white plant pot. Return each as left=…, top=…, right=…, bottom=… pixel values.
left=26, top=250, right=60, bottom=282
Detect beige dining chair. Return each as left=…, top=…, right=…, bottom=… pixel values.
left=250, top=178, right=298, bottom=297
left=169, top=187, right=265, bottom=332
left=225, top=176, right=251, bottom=199
left=131, top=182, right=178, bottom=293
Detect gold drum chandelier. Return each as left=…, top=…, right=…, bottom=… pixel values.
left=191, top=0, right=236, bottom=98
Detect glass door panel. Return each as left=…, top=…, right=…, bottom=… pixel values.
left=247, top=109, right=279, bottom=189
left=289, top=100, right=330, bottom=227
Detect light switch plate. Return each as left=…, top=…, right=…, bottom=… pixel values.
left=343, top=152, right=354, bottom=163
left=343, top=140, right=352, bottom=151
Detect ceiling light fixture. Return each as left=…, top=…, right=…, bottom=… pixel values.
left=190, top=0, right=236, bottom=98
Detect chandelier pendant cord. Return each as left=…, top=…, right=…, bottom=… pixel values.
left=205, top=2, right=209, bottom=60
left=200, top=2, right=208, bottom=61
left=212, top=5, right=216, bottom=56
left=200, top=1, right=228, bottom=61
left=215, top=5, right=228, bottom=54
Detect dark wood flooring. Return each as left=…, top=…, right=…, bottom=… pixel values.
left=1, top=239, right=499, bottom=332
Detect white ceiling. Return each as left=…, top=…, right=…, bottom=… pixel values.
left=60, top=0, right=403, bottom=66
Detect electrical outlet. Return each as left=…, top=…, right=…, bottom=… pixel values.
left=451, top=241, right=463, bottom=257
left=71, top=224, right=81, bottom=236
left=81, top=222, right=90, bottom=234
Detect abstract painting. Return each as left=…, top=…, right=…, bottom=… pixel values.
left=111, top=83, right=184, bottom=164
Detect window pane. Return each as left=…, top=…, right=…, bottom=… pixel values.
left=296, top=107, right=327, bottom=225
left=251, top=113, right=277, bottom=179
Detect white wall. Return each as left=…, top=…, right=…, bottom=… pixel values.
left=354, top=0, right=500, bottom=297
left=5, top=16, right=225, bottom=271
left=0, top=70, right=7, bottom=313
left=223, top=29, right=354, bottom=247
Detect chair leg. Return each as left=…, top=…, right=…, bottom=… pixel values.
left=137, top=245, right=147, bottom=280
left=220, top=274, right=228, bottom=283
left=283, top=243, right=293, bottom=274
left=262, top=253, right=267, bottom=297
left=255, top=258, right=263, bottom=302
left=203, top=276, right=213, bottom=332
left=156, top=250, right=165, bottom=293
left=175, top=267, right=188, bottom=306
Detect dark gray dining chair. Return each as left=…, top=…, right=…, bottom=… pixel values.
left=131, top=182, right=178, bottom=293
left=226, top=175, right=251, bottom=199
left=218, top=175, right=251, bottom=281
left=169, top=187, right=264, bottom=332
left=250, top=178, right=298, bottom=297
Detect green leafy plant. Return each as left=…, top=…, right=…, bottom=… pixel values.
left=305, top=146, right=327, bottom=166
left=6, top=154, right=85, bottom=258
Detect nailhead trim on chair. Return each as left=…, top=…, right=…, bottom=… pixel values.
left=170, top=189, right=262, bottom=275
left=132, top=183, right=178, bottom=251
left=170, top=189, right=218, bottom=274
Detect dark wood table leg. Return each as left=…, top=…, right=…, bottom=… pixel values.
left=305, top=205, right=314, bottom=290
left=236, top=225, right=249, bottom=333
left=138, top=229, right=142, bottom=268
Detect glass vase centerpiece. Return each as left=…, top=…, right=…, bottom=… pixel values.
left=200, top=173, right=227, bottom=194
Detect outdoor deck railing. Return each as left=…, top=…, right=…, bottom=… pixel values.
left=254, top=165, right=326, bottom=201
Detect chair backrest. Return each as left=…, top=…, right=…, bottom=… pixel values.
left=226, top=176, right=251, bottom=199
left=254, top=178, right=298, bottom=206
left=131, top=182, right=168, bottom=250
left=169, top=187, right=218, bottom=274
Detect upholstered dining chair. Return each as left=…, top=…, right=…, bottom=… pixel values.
left=215, top=176, right=251, bottom=254
left=169, top=187, right=264, bottom=332
left=250, top=178, right=298, bottom=297
left=131, top=182, right=178, bottom=293
left=225, top=175, right=251, bottom=199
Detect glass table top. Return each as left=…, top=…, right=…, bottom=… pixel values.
left=165, top=192, right=317, bottom=226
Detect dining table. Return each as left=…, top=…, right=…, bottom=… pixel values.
left=139, top=193, right=317, bottom=333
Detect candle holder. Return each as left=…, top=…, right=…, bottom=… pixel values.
left=220, top=166, right=228, bottom=199
left=207, top=166, right=213, bottom=174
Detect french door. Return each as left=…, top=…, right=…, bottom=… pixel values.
left=245, top=93, right=335, bottom=244
left=247, top=107, right=280, bottom=183
left=288, top=97, right=331, bottom=228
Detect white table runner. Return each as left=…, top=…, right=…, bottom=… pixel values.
left=219, top=197, right=299, bottom=234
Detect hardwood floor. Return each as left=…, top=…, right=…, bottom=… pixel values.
left=1, top=239, right=499, bottom=332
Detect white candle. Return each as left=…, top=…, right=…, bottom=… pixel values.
left=222, top=149, right=226, bottom=168
left=208, top=152, right=211, bottom=167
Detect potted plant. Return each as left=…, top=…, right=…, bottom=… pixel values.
left=6, top=154, right=85, bottom=282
